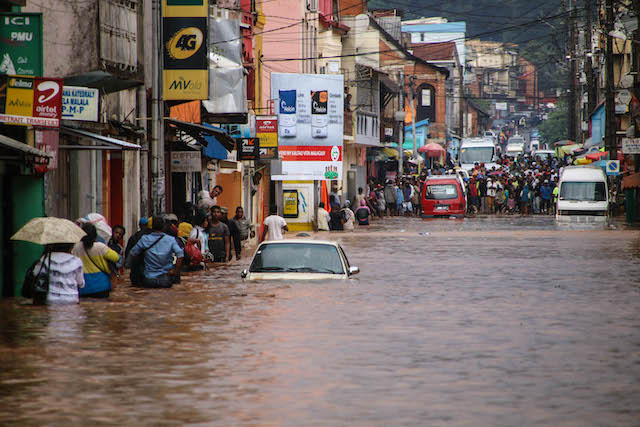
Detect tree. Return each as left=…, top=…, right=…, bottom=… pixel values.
left=539, top=99, right=568, bottom=145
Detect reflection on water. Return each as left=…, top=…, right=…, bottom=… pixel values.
left=1, top=216, right=640, bottom=426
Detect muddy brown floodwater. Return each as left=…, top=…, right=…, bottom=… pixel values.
left=1, top=216, right=640, bottom=426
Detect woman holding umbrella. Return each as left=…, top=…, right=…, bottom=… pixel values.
left=73, top=223, right=120, bottom=298
left=12, top=217, right=87, bottom=305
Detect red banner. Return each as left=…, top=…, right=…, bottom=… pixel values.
left=278, top=145, right=342, bottom=162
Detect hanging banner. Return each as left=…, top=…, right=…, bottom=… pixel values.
left=35, top=128, right=59, bottom=169
left=62, top=86, right=99, bottom=122
left=270, top=73, right=344, bottom=181
left=0, top=13, right=43, bottom=77
left=0, top=75, right=63, bottom=127
left=162, top=0, right=208, bottom=100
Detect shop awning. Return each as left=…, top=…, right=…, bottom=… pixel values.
left=166, top=118, right=235, bottom=152
left=623, top=172, right=640, bottom=190
left=0, top=134, right=53, bottom=157
left=60, top=127, right=141, bottom=150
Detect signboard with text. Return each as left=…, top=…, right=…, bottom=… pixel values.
left=62, top=86, right=99, bottom=122
left=0, top=13, right=43, bottom=77
left=622, top=138, right=640, bottom=155
left=162, top=0, right=208, bottom=100
left=0, top=75, right=63, bottom=127
left=257, top=115, right=278, bottom=160
left=171, top=151, right=201, bottom=172
left=270, top=73, right=344, bottom=180
left=236, top=137, right=259, bottom=161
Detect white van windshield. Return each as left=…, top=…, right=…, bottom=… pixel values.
left=460, top=147, right=494, bottom=164
left=560, top=182, right=606, bottom=201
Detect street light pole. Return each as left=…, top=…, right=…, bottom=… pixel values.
left=605, top=0, right=617, bottom=161
left=398, top=70, right=404, bottom=178
left=151, top=0, right=166, bottom=215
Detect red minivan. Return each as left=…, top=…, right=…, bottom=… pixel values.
left=421, top=176, right=466, bottom=218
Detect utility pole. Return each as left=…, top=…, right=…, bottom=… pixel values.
left=605, top=0, right=617, bottom=160
left=398, top=70, right=405, bottom=178
left=568, top=0, right=578, bottom=142
left=584, top=0, right=596, bottom=120
left=151, top=0, right=166, bottom=215
left=633, top=0, right=640, bottom=172
left=409, top=75, right=418, bottom=157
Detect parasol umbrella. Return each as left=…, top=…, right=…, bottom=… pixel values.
left=553, top=139, right=574, bottom=146
left=11, top=217, right=86, bottom=245
left=418, top=143, right=445, bottom=157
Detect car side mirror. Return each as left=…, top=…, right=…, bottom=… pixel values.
left=241, top=269, right=248, bottom=279
left=348, top=266, right=360, bottom=276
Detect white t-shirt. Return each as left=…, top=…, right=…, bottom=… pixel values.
left=263, top=215, right=287, bottom=241
left=317, top=208, right=330, bottom=231
left=189, top=225, right=208, bottom=255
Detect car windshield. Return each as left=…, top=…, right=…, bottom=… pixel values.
left=560, top=182, right=606, bottom=201
left=425, top=184, right=458, bottom=200
left=460, top=147, right=494, bottom=163
left=250, top=243, right=345, bottom=274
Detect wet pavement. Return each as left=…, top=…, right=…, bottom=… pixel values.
left=1, top=216, right=640, bottom=426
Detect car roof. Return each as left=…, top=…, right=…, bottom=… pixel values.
left=258, top=239, right=340, bottom=246
left=425, top=176, right=459, bottom=182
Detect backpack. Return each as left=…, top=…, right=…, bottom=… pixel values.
left=184, top=230, right=204, bottom=267
left=21, top=252, right=51, bottom=305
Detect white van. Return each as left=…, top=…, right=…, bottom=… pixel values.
left=505, top=144, right=524, bottom=158
left=556, top=166, right=608, bottom=222
left=459, top=137, right=498, bottom=171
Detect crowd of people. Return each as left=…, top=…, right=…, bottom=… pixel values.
left=22, top=184, right=287, bottom=305
left=315, top=152, right=570, bottom=231
left=461, top=153, right=567, bottom=215
left=24, top=152, right=569, bottom=305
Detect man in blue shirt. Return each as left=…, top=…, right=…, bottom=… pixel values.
left=128, top=217, right=184, bottom=288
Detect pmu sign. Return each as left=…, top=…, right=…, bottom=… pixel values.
left=162, top=0, right=208, bottom=100
left=0, top=13, right=43, bottom=76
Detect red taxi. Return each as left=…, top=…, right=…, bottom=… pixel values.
left=421, top=176, right=466, bottom=218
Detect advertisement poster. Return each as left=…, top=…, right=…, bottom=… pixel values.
left=236, top=137, right=259, bottom=161
left=270, top=73, right=344, bottom=180
left=0, top=13, right=43, bottom=77
left=257, top=115, right=278, bottom=160
left=283, top=190, right=299, bottom=218
left=62, top=86, right=99, bottom=122
left=0, top=75, right=63, bottom=127
left=162, top=0, right=208, bottom=100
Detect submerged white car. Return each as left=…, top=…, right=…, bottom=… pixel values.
left=242, top=240, right=360, bottom=280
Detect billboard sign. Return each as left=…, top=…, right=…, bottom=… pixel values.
left=257, top=115, right=278, bottom=160
left=62, top=86, right=99, bottom=122
left=236, top=137, right=259, bottom=161
left=270, top=73, right=344, bottom=180
left=0, top=75, right=63, bottom=127
left=0, top=13, right=43, bottom=77
left=162, top=0, right=208, bottom=100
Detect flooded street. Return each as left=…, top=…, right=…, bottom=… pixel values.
left=2, top=217, right=640, bottom=426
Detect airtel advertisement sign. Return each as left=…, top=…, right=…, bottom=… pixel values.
left=0, top=75, right=63, bottom=127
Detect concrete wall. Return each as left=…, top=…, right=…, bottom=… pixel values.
left=260, top=0, right=304, bottom=110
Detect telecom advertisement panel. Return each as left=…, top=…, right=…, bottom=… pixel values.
left=270, top=73, right=343, bottom=181
left=162, top=0, right=208, bottom=100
